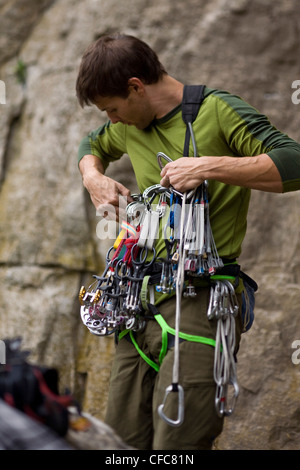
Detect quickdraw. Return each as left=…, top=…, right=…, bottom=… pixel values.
left=207, top=279, right=240, bottom=417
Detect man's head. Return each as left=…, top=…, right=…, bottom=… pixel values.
left=76, top=33, right=167, bottom=108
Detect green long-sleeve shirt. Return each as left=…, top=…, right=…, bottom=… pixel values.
left=78, top=87, right=300, bottom=260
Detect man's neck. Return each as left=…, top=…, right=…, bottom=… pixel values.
left=146, top=75, right=184, bottom=119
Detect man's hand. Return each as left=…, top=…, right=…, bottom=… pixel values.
left=79, top=154, right=133, bottom=222
left=160, top=154, right=283, bottom=193
left=160, top=157, right=204, bottom=192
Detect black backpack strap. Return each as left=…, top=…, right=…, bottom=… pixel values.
left=182, top=85, right=205, bottom=156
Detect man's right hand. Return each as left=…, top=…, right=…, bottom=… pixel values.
left=79, top=154, right=133, bottom=222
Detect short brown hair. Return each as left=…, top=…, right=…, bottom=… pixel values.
left=76, top=33, right=167, bottom=107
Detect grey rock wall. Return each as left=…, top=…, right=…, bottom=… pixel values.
left=0, top=0, right=299, bottom=450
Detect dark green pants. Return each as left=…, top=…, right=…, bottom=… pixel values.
left=105, top=287, right=242, bottom=450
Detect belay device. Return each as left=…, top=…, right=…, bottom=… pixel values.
left=79, top=85, right=241, bottom=425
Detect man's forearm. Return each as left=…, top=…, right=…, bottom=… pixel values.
left=79, top=154, right=105, bottom=178
left=160, top=153, right=284, bottom=193
left=202, top=154, right=283, bottom=193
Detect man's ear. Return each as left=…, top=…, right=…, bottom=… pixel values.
left=127, top=77, right=145, bottom=94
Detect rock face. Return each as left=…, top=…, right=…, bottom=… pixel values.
left=0, top=0, right=299, bottom=450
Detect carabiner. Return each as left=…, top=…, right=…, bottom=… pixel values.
left=131, top=243, right=156, bottom=268
left=157, top=383, right=184, bottom=427
left=157, top=152, right=184, bottom=198
left=215, top=378, right=239, bottom=417
left=157, top=152, right=173, bottom=169
left=157, top=152, right=197, bottom=200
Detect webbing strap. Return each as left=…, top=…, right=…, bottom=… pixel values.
left=182, top=85, right=205, bottom=156
left=118, top=311, right=216, bottom=372
left=140, top=275, right=151, bottom=311
left=129, top=331, right=160, bottom=372
left=118, top=329, right=160, bottom=371
left=154, top=313, right=217, bottom=365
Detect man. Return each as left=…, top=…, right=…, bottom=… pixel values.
left=76, top=33, right=300, bottom=450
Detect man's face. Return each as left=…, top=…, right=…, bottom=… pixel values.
left=94, top=87, right=155, bottom=130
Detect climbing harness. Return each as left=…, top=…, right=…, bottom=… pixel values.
left=79, top=85, right=253, bottom=426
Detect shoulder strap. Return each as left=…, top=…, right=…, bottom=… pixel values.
left=182, top=85, right=205, bottom=156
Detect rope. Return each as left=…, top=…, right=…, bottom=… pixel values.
left=173, top=191, right=187, bottom=385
